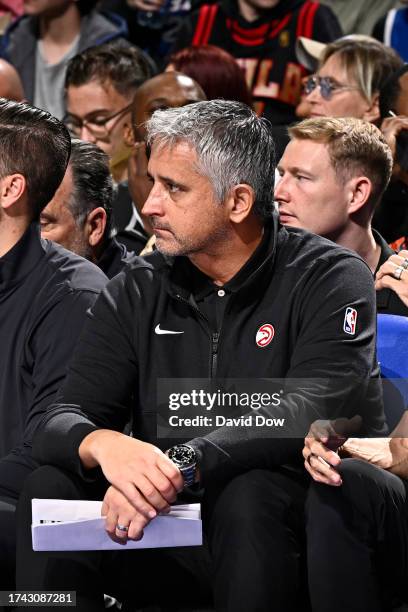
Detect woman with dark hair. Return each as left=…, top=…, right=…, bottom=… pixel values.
left=0, top=0, right=128, bottom=119
left=166, top=44, right=252, bottom=106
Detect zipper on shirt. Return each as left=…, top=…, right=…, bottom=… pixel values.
left=174, top=292, right=220, bottom=378
left=211, top=332, right=219, bottom=378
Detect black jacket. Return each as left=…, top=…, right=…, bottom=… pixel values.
left=172, top=0, right=342, bottom=126
left=0, top=224, right=107, bottom=468
left=97, top=237, right=138, bottom=279
left=33, top=216, right=384, bottom=485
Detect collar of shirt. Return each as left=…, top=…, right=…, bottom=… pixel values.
left=0, top=222, right=45, bottom=292
left=179, top=221, right=271, bottom=303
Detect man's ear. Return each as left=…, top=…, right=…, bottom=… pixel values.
left=347, top=176, right=372, bottom=215
left=363, top=93, right=380, bottom=124
left=84, top=207, right=107, bottom=247
left=123, top=122, right=135, bottom=148
left=0, top=174, right=26, bottom=211
left=227, top=183, right=256, bottom=224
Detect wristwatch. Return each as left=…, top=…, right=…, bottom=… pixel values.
left=166, top=444, right=197, bottom=487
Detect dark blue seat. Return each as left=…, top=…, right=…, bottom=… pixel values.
left=377, top=313, right=408, bottom=431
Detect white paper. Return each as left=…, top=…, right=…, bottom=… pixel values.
left=32, top=499, right=202, bottom=551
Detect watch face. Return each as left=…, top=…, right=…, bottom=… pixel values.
left=168, top=445, right=195, bottom=467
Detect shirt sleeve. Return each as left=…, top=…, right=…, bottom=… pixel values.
left=32, top=273, right=139, bottom=477
left=17, top=288, right=103, bottom=456
left=188, top=255, right=384, bottom=485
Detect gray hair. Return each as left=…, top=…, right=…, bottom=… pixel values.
left=145, top=99, right=276, bottom=220
left=68, top=139, right=115, bottom=240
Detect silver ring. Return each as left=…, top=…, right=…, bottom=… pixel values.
left=402, top=258, right=408, bottom=270
left=394, top=266, right=404, bottom=280
left=116, top=524, right=128, bottom=532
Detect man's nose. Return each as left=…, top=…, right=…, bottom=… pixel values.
left=142, top=183, right=164, bottom=217
left=274, top=175, right=289, bottom=202
left=80, top=124, right=97, bottom=143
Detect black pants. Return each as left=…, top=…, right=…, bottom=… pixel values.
left=306, top=458, right=408, bottom=612
left=0, top=454, right=38, bottom=590
left=16, top=465, right=309, bottom=612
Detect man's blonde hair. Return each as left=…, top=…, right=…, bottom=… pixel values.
left=288, top=117, right=393, bottom=207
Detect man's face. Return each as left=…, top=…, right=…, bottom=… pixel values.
left=66, top=80, right=132, bottom=160
left=24, top=0, right=72, bottom=17
left=275, top=139, right=350, bottom=240
left=142, top=142, right=231, bottom=257
left=132, top=74, right=205, bottom=142
left=305, top=53, right=371, bottom=120
left=40, top=166, right=91, bottom=259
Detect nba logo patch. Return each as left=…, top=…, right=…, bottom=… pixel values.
left=343, top=307, right=357, bottom=335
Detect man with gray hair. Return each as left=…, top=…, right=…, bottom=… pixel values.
left=40, top=139, right=136, bottom=279
left=17, top=100, right=383, bottom=611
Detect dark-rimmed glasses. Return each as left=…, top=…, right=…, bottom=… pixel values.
left=63, top=102, right=133, bottom=138
left=304, top=76, right=360, bottom=101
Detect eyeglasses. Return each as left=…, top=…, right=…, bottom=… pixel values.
left=63, top=102, right=133, bottom=138
left=304, top=75, right=360, bottom=101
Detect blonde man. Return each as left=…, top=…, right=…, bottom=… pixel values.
left=276, top=115, right=408, bottom=315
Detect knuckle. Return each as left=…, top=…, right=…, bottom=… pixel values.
left=143, top=485, right=156, bottom=499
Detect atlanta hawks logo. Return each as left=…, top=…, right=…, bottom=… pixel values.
left=256, top=323, right=275, bottom=347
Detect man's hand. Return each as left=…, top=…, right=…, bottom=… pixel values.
left=303, top=416, right=362, bottom=486
left=375, top=251, right=408, bottom=307
left=102, top=485, right=152, bottom=542
left=380, top=115, right=408, bottom=183
left=80, top=430, right=184, bottom=516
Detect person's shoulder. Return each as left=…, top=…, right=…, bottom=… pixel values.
left=277, top=226, right=371, bottom=272
left=1, top=13, right=36, bottom=53
left=79, top=9, right=128, bottom=48
left=43, top=240, right=108, bottom=294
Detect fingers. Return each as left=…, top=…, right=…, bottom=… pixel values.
left=381, top=116, right=408, bottom=157
left=103, top=486, right=152, bottom=543
left=304, top=453, right=342, bottom=486
left=131, top=472, right=176, bottom=513
left=303, top=438, right=341, bottom=468
left=156, top=453, right=184, bottom=491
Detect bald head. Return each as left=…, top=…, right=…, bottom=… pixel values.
left=0, top=59, right=24, bottom=101
left=131, top=72, right=206, bottom=141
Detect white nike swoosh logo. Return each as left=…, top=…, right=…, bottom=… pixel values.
left=155, top=324, right=184, bottom=335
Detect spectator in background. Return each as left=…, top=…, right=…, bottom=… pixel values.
left=64, top=40, right=156, bottom=252
left=373, top=0, right=408, bottom=62
left=166, top=45, right=252, bottom=106
left=0, top=99, right=107, bottom=589
left=126, top=71, right=206, bottom=247
left=100, top=0, right=192, bottom=64
left=0, top=57, right=24, bottom=100
left=276, top=117, right=408, bottom=316
left=300, top=35, right=402, bottom=124
left=0, top=0, right=128, bottom=119
left=41, top=140, right=137, bottom=279
left=320, top=0, right=399, bottom=37
left=171, top=0, right=341, bottom=145
left=374, top=63, right=408, bottom=245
